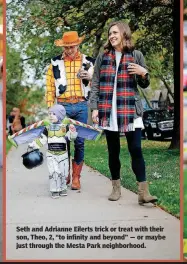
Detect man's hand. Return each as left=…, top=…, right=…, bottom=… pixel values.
left=92, top=110, right=99, bottom=124
left=78, top=70, right=92, bottom=81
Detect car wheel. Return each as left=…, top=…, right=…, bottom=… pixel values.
left=146, top=127, right=154, bottom=140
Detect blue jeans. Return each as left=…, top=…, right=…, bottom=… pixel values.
left=58, top=101, right=88, bottom=164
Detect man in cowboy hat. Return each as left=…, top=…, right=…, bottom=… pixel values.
left=45, top=31, right=95, bottom=190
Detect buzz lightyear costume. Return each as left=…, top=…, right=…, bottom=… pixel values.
left=28, top=105, right=77, bottom=195
left=8, top=105, right=103, bottom=198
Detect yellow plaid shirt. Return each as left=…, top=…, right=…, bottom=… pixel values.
left=46, top=52, right=83, bottom=108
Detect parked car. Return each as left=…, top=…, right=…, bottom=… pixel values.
left=142, top=109, right=174, bottom=140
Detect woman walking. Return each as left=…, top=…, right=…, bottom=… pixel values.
left=90, top=21, right=158, bottom=205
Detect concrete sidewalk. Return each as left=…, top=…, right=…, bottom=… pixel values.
left=6, top=144, right=180, bottom=261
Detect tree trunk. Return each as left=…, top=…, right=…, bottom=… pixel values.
left=92, top=34, right=103, bottom=58
left=160, top=77, right=174, bottom=100
left=92, top=23, right=105, bottom=58
left=168, top=0, right=180, bottom=149
left=88, top=23, right=105, bottom=125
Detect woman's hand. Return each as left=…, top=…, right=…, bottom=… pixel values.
left=127, top=63, right=148, bottom=78
left=92, top=110, right=99, bottom=124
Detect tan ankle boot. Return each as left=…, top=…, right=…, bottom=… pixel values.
left=108, top=179, right=121, bottom=201
left=71, top=160, right=83, bottom=190
left=138, top=181, right=158, bottom=205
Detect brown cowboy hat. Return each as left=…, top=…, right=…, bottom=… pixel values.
left=54, top=31, right=85, bottom=47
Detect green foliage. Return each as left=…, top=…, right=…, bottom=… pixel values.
left=6, top=45, right=25, bottom=112
left=145, top=49, right=174, bottom=94
left=6, top=0, right=175, bottom=122
left=7, top=0, right=174, bottom=76
left=185, top=0, right=187, bottom=20
left=6, top=44, right=45, bottom=116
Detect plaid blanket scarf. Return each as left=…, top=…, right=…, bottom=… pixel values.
left=98, top=49, right=135, bottom=132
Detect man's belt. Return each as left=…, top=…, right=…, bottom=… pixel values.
left=57, top=97, right=85, bottom=103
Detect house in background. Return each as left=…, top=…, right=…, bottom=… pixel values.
left=141, top=99, right=151, bottom=110
left=150, top=88, right=174, bottom=110
left=150, top=90, right=160, bottom=109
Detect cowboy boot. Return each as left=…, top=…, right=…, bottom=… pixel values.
left=138, top=181, right=158, bottom=205
left=108, top=179, right=121, bottom=201
left=71, top=160, right=84, bottom=190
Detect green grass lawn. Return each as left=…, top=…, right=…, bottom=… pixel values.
left=75, top=135, right=180, bottom=218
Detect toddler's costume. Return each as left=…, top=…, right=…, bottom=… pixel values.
left=8, top=105, right=103, bottom=198
left=28, top=105, right=77, bottom=198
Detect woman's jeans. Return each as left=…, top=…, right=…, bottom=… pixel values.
left=58, top=101, right=88, bottom=165
left=105, top=129, right=146, bottom=182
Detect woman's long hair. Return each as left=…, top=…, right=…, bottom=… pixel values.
left=104, top=21, right=135, bottom=53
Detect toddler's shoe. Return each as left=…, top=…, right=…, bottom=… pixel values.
left=51, top=192, right=60, bottom=199
left=59, top=189, right=67, bottom=196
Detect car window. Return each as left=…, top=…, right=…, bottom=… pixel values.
left=143, top=111, right=172, bottom=120
left=143, top=112, right=155, bottom=119
left=156, top=111, right=171, bottom=119
left=147, top=113, right=154, bottom=119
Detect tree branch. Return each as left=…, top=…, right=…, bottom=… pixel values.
left=160, top=76, right=174, bottom=99
left=22, top=57, right=36, bottom=62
